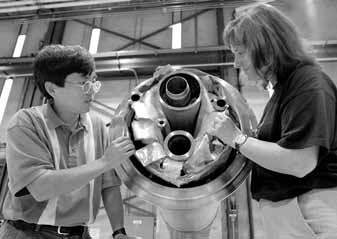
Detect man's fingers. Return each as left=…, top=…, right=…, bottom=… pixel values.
left=122, top=143, right=135, bottom=152
left=113, top=138, right=133, bottom=148
left=125, top=150, right=135, bottom=157
left=112, top=135, right=128, bottom=142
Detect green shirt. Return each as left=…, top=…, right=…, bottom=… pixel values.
left=3, top=102, right=120, bottom=226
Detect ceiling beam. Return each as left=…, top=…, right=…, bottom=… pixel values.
left=0, top=46, right=232, bottom=78
left=74, top=19, right=162, bottom=50
left=117, top=9, right=211, bottom=51
left=1, top=43, right=337, bottom=79
left=0, top=0, right=260, bottom=22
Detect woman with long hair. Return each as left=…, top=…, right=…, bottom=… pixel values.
left=210, top=3, right=337, bottom=239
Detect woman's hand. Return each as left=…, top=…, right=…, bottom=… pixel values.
left=208, top=112, right=241, bottom=148
left=153, top=64, right=175, bottom=79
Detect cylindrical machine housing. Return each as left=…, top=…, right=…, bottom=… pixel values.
left=111, top=69, right=257, bottom=236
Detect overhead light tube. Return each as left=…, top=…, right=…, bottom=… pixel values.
left=0, top=78, right=14, bottom=124
left=170, top=23, right=181, bottom=49
left=13, top=34, right=26, bottom=58
left=89, top=28, right=101, bottom=54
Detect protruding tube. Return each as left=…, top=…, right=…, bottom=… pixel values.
left=164, top=130, right=194, bottom=162
left=157, top=117, right=170, bottom=137
left=158, top=71, right=202, bottom=133
left=165, top=76, right=191, bottom=107
left=211, top=98, right=228, bottom=112
left=130, top=91, right=141, bottom=102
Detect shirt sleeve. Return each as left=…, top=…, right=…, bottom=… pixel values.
left=98, top=117, right=122, bottom=189
left=6, top=125, right=55, bottom=195
left=278, top=89, right=334, bottom=151
left=102, top=169, right=121, bottom=189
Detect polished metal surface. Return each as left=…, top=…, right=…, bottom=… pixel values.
left=159, top=71, right=202, bottom=134
left=163, top=130, right=194, bottom=162
left=110, top=68, right=257, bottom=234
left=165, top=76, right=191, bottom=107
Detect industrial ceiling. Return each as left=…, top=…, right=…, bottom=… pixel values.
left=0, top=0, right=269, bottom=21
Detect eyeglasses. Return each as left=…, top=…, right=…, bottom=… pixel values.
left=66, top=76, right=102, bottom=94
left=82, top=80, right=102, bottom=94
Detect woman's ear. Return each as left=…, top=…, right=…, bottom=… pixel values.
left=44, top=81, right=57, bottom=98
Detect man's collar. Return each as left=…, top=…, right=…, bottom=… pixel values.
left=78, top=113, right=89, bottom=131
left=45, top=102, right=64, bottom=129
left=45, top=102, right=89, bottom=131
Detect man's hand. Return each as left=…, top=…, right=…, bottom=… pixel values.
left=102, top=136, right=135, bottom=167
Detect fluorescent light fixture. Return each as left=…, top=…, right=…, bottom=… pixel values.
left=13, top=34, right=26, bottom=57
left=170, top=23, right=181, bottom=49
left=305, top=0, right=316, bottom=18
left=0, top=78, right=13, bottom=124
left=89, top=28, right=101, bottom=54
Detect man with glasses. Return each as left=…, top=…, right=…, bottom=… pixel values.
left=0, top=45, right=134, bottom=239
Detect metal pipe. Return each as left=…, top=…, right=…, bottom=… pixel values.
left=165, top=76, right=191, bottom=107
left=96, top=67, right=140, bottom=86
left=316, top=57, right=337, bottom=62
left=0, top=0, right=131, bottom=14
left=158, top=71, right=202, bottom=134
left=163, top=130, right=194, bottom=162
left=0, top=2, right=263, bottom=22
left=2, top=56, right=337, bottom=80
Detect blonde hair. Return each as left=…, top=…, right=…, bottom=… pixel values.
left=223, top=3, right=316, bottom=83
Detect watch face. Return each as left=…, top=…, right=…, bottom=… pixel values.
left=235, top=134, right=247, bottom=145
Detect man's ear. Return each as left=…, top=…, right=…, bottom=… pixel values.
left=44, top=81, right=57, bottom=98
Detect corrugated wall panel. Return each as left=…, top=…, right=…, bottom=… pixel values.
left=62, top=20, right=91, bottom=48
left=196, top=10, right=218, bottom=47
left=0, top=78, right=26, bottom=143
left=0, top=21, right=20, bottom=57
left=97, top=10, right=219, bottom=52
left=21, top=21, right=49, bottom=56
left=137, top=13, right=172, bottom=50
left=181, top=10, right=219, bottom=48
left=99, top=14, right=135, bottom=51
left=98, top=12, right=172, bottom=52
left=181, top=11, right=196, bottom=48
left=277, top=0, right=337, bottom=40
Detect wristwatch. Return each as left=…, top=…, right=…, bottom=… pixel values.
left=233, top=133, right=248, bottom=152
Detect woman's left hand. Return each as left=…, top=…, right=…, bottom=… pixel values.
left=208, top=112, right=241, bottom=148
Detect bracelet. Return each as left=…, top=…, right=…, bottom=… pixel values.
left=112, top=227, right=126, bottom=238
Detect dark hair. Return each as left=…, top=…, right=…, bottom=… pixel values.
left=33, top=44, right=95, bottom=99
left=223, top=3, right=316, bottom=84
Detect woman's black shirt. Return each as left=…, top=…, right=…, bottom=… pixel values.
left=251, top=63, right=337, bottom=201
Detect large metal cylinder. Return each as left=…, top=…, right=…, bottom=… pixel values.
left=110, top=69, right=257, bottom=237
